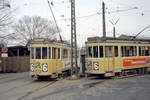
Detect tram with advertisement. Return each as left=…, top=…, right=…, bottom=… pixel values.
left=85, top=36, right=150, bottom=77
left=29, top=38, right=80, bottom=80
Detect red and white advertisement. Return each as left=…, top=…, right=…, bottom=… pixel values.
left=123, top=58, right=150, bottom=67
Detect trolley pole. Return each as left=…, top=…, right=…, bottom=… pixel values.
left=109, top=19, right=119, bottom=39
left=70, top=0, right=78, bottom=79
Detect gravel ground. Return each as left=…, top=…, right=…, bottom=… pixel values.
left=0, top=72, right=150, bottom=100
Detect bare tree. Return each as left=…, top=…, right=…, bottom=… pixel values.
left=12, top=16, right=60, bottom=45
left=0, top=0, right=12, bottom=33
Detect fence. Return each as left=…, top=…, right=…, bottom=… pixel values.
left=0, top=56, right=29, bottom=73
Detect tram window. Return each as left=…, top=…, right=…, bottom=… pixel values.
left=115, top=46, right=118, bottom=57
left=87, top=47, right=92, bottom=58
left=121, top=46, right=137, bottom=57
left=93, top=46, right=98, bottom=58
left=139, top=46, right=150, bottom=56
left=36, top=47, right=41, bottom=59
left=49, top=47, right=51, bottom=59
left=105, top=46, right=112, bottom=57
left=99, top=46, right=103, bottom=58
left=30, top=48, right=34, bottom=59
left=52, top=48, right=57, bottom=59
left=139, top=47, right=144, bottom=56
left=58, top=48, right=60, bottom=59
left=62, top=49, right=68, bottom=59
left=42, top=47, right=47, bottom=59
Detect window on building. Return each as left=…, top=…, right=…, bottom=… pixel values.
left=42, top=47, right=47, bottom=59
left=99, top=46, right=103, bottom=58
left=93, top=46, right=98, bottom=58
left=36, top=47, right=41, bottom=59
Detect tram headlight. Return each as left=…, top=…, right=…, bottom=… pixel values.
left=30, top=64, right=34, bottom=72
left=42, top=63, right=48, bottom=72
left=93, top=62, right=99, bottom=70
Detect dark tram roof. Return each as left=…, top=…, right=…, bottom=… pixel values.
left=86, top=36, right=150, bottom=44
left=29, top=38, right=70, bottom=46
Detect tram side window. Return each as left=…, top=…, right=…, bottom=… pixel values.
left=93, top=46, right=98, bottom=58
left=139, top=46, right=150, bottom=56
left=36, top=47, right=41, bottom=59
left=42, top=47, right=47, bottom=59
left=30, top=47, right=34, bottom=59
left=62, top=49, right=68, bottom=59
left=87, top=47, right=92, bottom=58
left=115, top=46, right=118, bottom=57
left=99, top=46, right=103, bottom=58
left=121, top=46, right=137, bottom=57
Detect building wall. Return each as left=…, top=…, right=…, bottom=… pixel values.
left=0, top=56, right=29, bottom=72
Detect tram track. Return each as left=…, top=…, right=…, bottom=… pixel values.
left=16, top=80, right=57, bottom=100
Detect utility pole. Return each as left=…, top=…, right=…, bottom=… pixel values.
left=70, top=0, right=78, bottom=79
left=102, top=2, right=106, bottom=40
left=109, top=19, right=119, bottom=38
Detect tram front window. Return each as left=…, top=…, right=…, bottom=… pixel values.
left=105, top=46, right=112, bottom=57
left=93, top=46, right=98, bottom=58
left=52, top=48, right=57, bottom=59
left=42, top=47, right=47, bottom=59
left=30, top=47, right=34, bottom=59
left=49, top=47, right=51, bottom=59
left=99, top=46, right=103, bottom=58
left=87, top=47, right=92, bottom=58
left=58, top=48, right=60, bottom=59
left=36, top=47, right=41, bottom=59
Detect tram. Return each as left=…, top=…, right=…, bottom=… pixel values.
left=85, top=36, right=150, bottom=77
left=29, top=38, right=80, bottom=79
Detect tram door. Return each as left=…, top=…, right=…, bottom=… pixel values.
left=52, top=47, right=61, bottom=72
left=105, top=46, right=115, bottom=73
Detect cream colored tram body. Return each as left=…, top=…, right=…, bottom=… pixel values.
left=85, top=37, right=150, bottom=77
left=30, top=39, right=80, bottom=79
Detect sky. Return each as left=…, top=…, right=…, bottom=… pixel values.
left=10, top=0, right=150, bottom=47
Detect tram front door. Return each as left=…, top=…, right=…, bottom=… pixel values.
left=105, top=46, right=115, bottom=76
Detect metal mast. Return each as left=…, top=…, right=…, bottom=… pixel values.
left=71, top=0, right=78, bottom=76
left=102, top=2, right=106, bottom=40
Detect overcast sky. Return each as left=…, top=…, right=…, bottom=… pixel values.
left=10, top=0, right=150, bottom=47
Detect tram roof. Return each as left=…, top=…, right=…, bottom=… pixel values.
left=86, top=36, right=150, bottom=44
left=29, top=38, right=70, bottom=46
